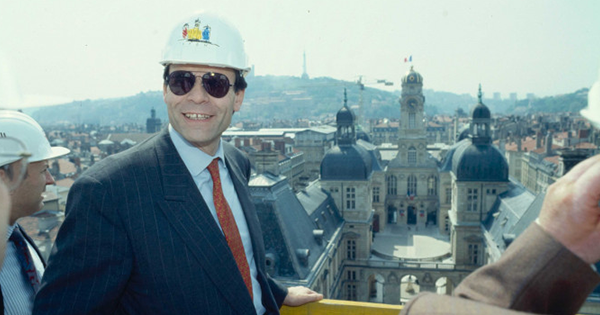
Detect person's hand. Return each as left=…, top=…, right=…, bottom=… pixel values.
left=538, top=154, right=600, bottom=264
left=283, top=286, right=323, bottom=307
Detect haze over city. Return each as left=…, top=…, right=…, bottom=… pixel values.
left=1, top=0, right=599, bottom=108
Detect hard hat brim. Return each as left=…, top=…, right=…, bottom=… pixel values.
left=30, top=146, right=70, bottom=163
left=581, top=108, right=600, bottom=129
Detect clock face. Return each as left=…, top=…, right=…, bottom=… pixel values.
left=408, top=99, right=417, bottom=109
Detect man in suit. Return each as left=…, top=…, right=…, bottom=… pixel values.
left=401, top=78, right=600, bottom=315
left=1, top=134, right=33, bottom=266
left=34, top=12, right=321, bottom=315
left=0, top=110, right=69, bottom=314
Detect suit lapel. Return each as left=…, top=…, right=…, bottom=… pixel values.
left=18, top=224, right=47, bottom=267
left=153, top=130, right=254, bottom=313
left=223, top=146, right=266, bottom=269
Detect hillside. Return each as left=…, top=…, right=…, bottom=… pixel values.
left=25, top=75, right=588, bottom=126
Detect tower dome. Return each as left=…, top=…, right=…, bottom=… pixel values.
left=336, top=104, right=355, bottom=124
left=470, top=84, right=491, bottom=119
left=321, top=88, right=373, bottom=180
left=471, top=103, right=491, bottom=119
left=321, top=145, right=373, bottom=180
left=452, top=143, right=508, bottom=182
left=401, top=66, right=423, bottom=84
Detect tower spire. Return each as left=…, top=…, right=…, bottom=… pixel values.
left=344, top=88, right=348, bottom=108
left=301, top=51, right=309, bottom=80
left=478, top=84, right=482, bottom=103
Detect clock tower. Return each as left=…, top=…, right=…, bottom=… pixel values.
left=385, top=66, right=439, bottom=227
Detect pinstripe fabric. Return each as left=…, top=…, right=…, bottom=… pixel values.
left=1, top=225, right=45, bottom=315
left=169, top=126, right=265, bottom=313
left=34, top=129, right=287, bottom=315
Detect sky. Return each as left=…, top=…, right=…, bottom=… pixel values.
left=1, top=0, right=599, bottom=108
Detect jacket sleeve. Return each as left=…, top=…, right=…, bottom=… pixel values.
left=267, top=274, right=289, bottom=308
left=33, top=174, right=132, bottom=314
left=402, top=223, right=600, bottom=315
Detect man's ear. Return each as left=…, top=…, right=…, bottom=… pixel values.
left=233, top=89, right=245, bottom=112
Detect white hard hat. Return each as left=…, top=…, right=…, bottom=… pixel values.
left=0, top=136, right=30, bottom=167
left=159, top=12, right=251, bottom=76
left=581, top=79, right=600, bottom=129
left=0, top=110, right=69, bottom=163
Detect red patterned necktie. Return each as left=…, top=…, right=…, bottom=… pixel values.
left=207, top=158, right=253, bottom=299
left=10, top=227, right=41, bottom=292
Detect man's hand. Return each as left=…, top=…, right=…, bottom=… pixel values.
left=283, top=286, right=323, bottom=307
left=538, top=154, right=600, bottom=264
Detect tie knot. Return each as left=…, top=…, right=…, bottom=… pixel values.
left=207, top=158, right=220, bottom=182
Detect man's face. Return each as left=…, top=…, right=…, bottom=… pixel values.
left=9, top=160, right=55, bottom=225
left=163, top=64, right=245, bottom=155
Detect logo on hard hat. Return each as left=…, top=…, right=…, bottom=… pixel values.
left=181, top=18, right=219, bottom=47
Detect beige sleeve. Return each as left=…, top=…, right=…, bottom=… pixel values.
left=402, top=224, right=600, bottom=315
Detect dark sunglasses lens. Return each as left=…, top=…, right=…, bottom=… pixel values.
left=168, top=71, right=195, bottom=96
left=202, top=73, right=231, bottom=98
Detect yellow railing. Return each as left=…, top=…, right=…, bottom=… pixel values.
left=281, top=299, right=403, bottom=315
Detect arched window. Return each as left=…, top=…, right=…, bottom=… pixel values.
left=386, top=175, right=397, bottom=195
left=409, top=113, right=416, bottom=129
left=407, top=175, right=417, bottom=197
left=427, top=176, right=438, bottom=196
left=408, top=147, right=417, bottom=164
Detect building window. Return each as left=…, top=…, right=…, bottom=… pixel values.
left=347, top=284, right=357, bottom=301
left=346, top=187, right=355, bottom=209
left=347, top=270, right=356, bottom=281
left=372, top=186, right=380, bottom=203
left=347, top=240, right=356, bottom=260
left=468, top=243, right=479, bottom=265
left=407, top=175, right=417, bottom=197
left=427, top=176, right=438, bottom=196
left=467, top=188, right=478, bottom=212
left=409, top=112, right=416, bottom=129
left=444, top=216, right=449, bottom=232
left=445, top=188, right=452, bottom=204
left=386, top=175, right=397, bottom=195
left=408, top=147, right=417, bottom=164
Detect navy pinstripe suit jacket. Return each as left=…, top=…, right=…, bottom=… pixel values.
left=33, top=129, right=287, bottom=314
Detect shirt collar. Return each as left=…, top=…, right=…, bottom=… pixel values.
left=168, top=124, right=226, bottom=176
left=5, top=224, right=16, bottom=242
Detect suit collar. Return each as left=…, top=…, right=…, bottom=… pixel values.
left=168, top=125, right=227, bottom=177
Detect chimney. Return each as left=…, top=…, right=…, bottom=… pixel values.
left=261, top=142, right=272, bottom=151
left=558, top=149, right=589, bottom=176
left=545, top=131, right=553, bottom=156
left=274, top=140, right=286, bottom=155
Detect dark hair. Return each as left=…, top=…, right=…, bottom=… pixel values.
left=163, top=65, right=247, bottom=93
left=0, top=164, right=14, bottom=181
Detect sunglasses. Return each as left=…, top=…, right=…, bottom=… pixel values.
left=166, top=71, right=233, bottom=98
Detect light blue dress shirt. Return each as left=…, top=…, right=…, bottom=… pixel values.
left=0, top=224, right=44, bottom=315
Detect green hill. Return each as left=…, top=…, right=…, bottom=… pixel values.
left=25, top=75, right=588, bottom=126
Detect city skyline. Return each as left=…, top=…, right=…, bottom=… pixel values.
left=1, top=0, right=599, bottom=108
